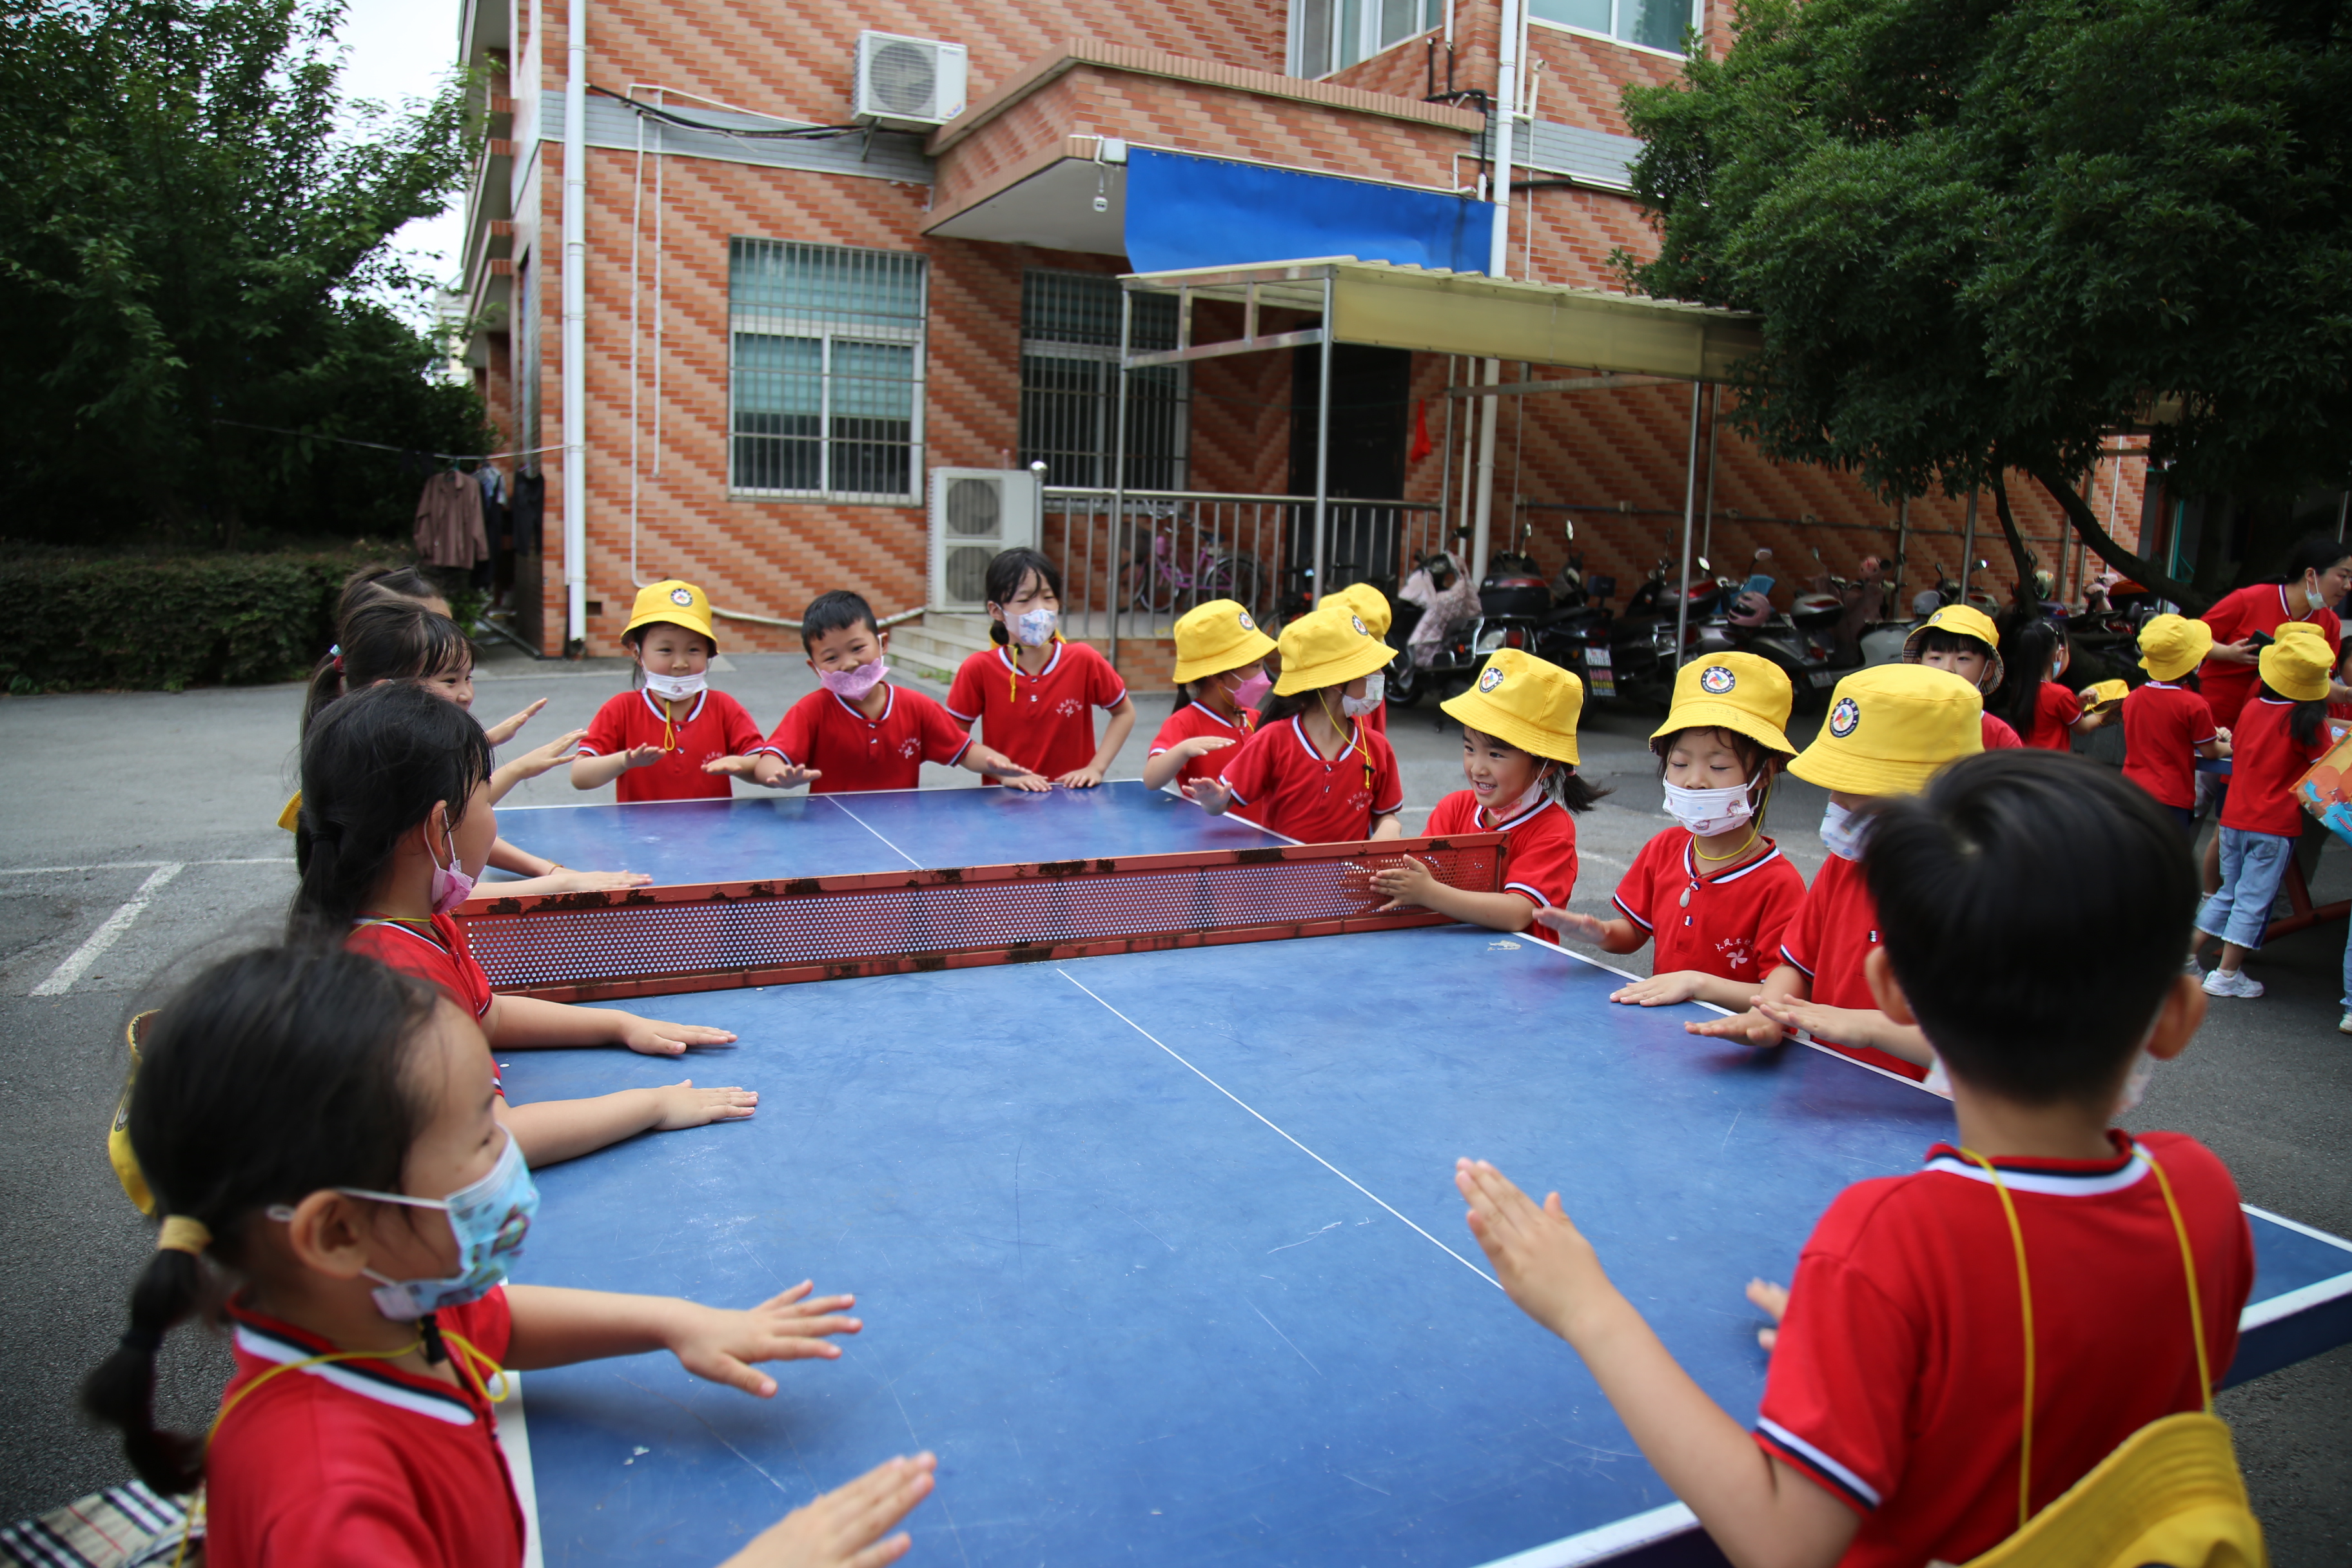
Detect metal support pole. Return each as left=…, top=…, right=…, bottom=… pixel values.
left=559, top=0, right=590, bottom=648
left=1109, top=289, right=1132, bottom=667
left=1674, top=381, right=1701, bottom=670
left=1311, top=275, right=1333, bottom=608
left=1436, top=356, right=1456, bottom=549
left=1698, top=382, right=1720, bottom=567
left=1894, top=496, right=1910, bottom=612
left=1472, top=358, right=1501, bottom=584
left=1961, top=489, right=1978, bottom=603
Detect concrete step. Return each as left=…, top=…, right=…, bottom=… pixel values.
left=890, top=614, right=994, bottom=686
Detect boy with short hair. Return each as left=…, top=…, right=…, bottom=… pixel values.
left=725, top=591, right=1048, bottom=794
left=1689, top=663, right=1980, bottom=1077
left=1457, top=749, right=2254, bottom=1568
left=1904, top=603, right=2022, bottom=749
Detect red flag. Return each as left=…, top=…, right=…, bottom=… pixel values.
left=1409, top=398, right=1433, bottom=463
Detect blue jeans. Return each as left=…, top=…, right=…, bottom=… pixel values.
left=2196, top=827, right=2293, bottom=951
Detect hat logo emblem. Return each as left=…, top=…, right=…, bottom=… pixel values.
left=1828, top=696, right=1861, bottom=738
left=1237, top=611, right=1256, bottom=632
left=1699, top=665, right=1736, bottom=694
left=1349, top=614, right=1368, bottom=636
left=1478, top=665, right=1505, bottom=692
left=669, top=587, right=695, bottom=607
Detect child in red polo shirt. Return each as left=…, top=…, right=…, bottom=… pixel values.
left=1367, top=649, right=1598, bottom=939
left=571, top=580, right=765, bottom=803
left=1456, top=750, right=2253, bottom=1568
left=85, top=944, right=934, bottom=1568
left=1142, top=598, right=1278, bottom=791
left=945, top=549, right=1137, bottom=787
left=2121, top=614, right=2231, bottom=829
left=1689, top=664, right=1982, bottom=1080
left=2191, top=631, right=2334, bottom=998
left=1188, top=605, right=1405, bottom=843
left=1542, top=652, right=1804, bottom=986
left=727, top=591, right=1046, bottom=794
left=296, top=683, right=754, bottom=1169
left=1989, top=618, right=2110, bottom=752
left=1904, top=603, right=2022, bottom=750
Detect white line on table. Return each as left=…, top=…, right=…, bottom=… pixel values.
left=821, top=797, right=921, bottom=868
left=1055, top=967, right=1500, bottom=1290
left=31, top=862, right=184, bottom=996
left=0, top=858, right=293, bottom=876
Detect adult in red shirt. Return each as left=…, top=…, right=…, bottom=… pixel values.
left=2195, top=535, right=2352, bottom=728
left=737, top=591, right=1045, bottom=794
left=569, top=581, right=764, bottom=803
left=945, top=549, right=1137, bottom=785
left=1190, top=605, right=1404, bottom=843
left=1369, top=649, right=1598, bottom=939
left=2119, top=614, right=2227, bottom=828
left=1452, top=751, right=2251, bottom=1568
left=1142, top=598, right=1277, bottom=792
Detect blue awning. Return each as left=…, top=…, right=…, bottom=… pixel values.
left=1123, top=149, right=1493, bottom=275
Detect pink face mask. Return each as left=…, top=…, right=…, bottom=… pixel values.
left=820, top=659, right=890, bottom=701
left=1230, top=669, right=1273, bottom=710
left=428, top=819, right=476, bottom=915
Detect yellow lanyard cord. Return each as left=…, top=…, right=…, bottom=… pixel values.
left=1314, top=694, right=1375, bottom=794
left=1006, top=634, right=1065, bottom=705
left=1693, top=776, right=1774, bottom=864
left=1959, top=1139, right=2210, bottom=1533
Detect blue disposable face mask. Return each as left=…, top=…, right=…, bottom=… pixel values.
left=273, top=1126, right=539, bottom=1320
left=1819, top=798, right=1875, bottom=861
left=1013, top=606, right=1059, bottom=647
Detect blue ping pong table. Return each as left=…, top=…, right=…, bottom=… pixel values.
left=484, top=795, right=2352, bottom=1568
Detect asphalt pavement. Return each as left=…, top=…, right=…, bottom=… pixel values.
left=0, top=651, right=2344, bottom=1558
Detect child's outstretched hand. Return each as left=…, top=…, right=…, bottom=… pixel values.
left=1369, top=854, right=1438, bottom=912
left=1746, top=1278, right=1789, bottom=1352
left=1182, top=776, right=1234, bottom=814
left=651, top=1080, right=759, bottom=1128
left=1534, top=908, right=1611, bottom=945
left=670, top=1282, right=864, bottom=1396
left=1456, top=1158, right=1619, bottom=1342
left=622, top=741, right=667, bottom=770
left=1173, top=735, right=1236, bottom=765
left=1055, top=764, right=1107, bottom=789
left=1001, top=770, right=1052, bottom=792
left=536, top=867, right=656, bottom=894
left=1685, top=1007, right=1785, bottom=1048
left=724, top=1453, right=936, bottom=1568
left=614, top=1014, right=739, bottom=1057
left=484, top=698, right=549, bottom=746
left=504, top=727, right=589, bottom=780
left=1607, top=970, right=1719, bottom=1007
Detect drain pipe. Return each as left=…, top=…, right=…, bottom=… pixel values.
left=559, top=0, right=589, bottom=650
left=1469, top=0, right=1523, bottom=587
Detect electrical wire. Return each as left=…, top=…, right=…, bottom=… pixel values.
left=586, top=84, right=861, bottom=139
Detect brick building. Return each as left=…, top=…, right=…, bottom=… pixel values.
left=452, top=0, right=2148, bottom=669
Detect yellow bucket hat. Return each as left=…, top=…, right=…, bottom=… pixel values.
left=2080, top=677, right=2130, bottom=713
left=1651, top=653, right=1796, bottom=757
left=1901, top=603, right=2004, bottom=689
left=2259, top=633, right=2333, bottom=701
left=1790, top=664, right=1984, bottom=796
left=1272, top=605, right=1395, bottom=696
left=2136, top=614, right=2213, bottom=681
left=1331, top=582, right=1393, bottom=639
left=624, top=580, right=718, bottom=649
left=1441, top=649, right=1584, bottom=765
left=1170, top=599, right=1278, bottom=685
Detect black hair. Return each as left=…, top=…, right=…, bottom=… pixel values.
left=984, top=549, right=1063, bottom=645
left=290, top=682, right=494, bottom=938
left=82, top=945, right=441, bottom=1495
left=801, top=589, right=879, bottom=652
left=300, top=600, right=473, bottom=737
left=2257, top=679, right=2330, bottom=750
left=336, top=563, right=442, bottom=626
left=1863, top=750, right=2195, bottom=1105
left=1459, top=724, right=1611, bottom=813
left=2280, top=534, right=2352, bottom=587
left=1989, top=618, right=2063, bottom=738
left=1913, top=625, right=1995, bottom=661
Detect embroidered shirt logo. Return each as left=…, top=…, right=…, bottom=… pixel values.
left=1828, top=696, right=1861, bottom=738
left=1055, top=697, right=1083, bottom=718
left=1700, top=665, right=1736, bottom=694
left=899, top=738, right=921, bottom=758
left=668, top=587, right=695, bottom=607
left=1479, top=665, right=1506, bottom=692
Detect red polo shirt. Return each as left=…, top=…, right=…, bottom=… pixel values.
left=2220, top=696, right=2329, bottom=836
left=1148, top=701, right=1259, bottom=790
left=756, top=685, right=971, bottom=794
left=1613, top=828, right=1805, bottom=985
left=1756, top=1132, right=2250, bottom=1568
left=576, top=689, right=764, bottom=803
left=1427, top=789, right=1580, bottom=940
left=348, top=916, right=491, bottom=1021
left=1217, top=715, right=1404, bottom=844
left=1778, top=852, right=1919, bottom=1079
left=1981, top=712, right=2022, bottom=750
left=2119, top=681, right=2218, bottom=809
left=2200, top=582, right=2342, bottom=728
left=207, top=1290, right=524, bottom=1568
left=2024, top=681, right=2082, bottom=750
left=946, top=641, right=1127, bottom=781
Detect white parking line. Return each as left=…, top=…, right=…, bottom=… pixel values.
left=30, top=863, right=186, bottom=996
left=0, top=858, right=293, bottom=876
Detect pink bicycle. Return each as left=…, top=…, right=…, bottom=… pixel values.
left=1124, top=526, right=1262, bottom=616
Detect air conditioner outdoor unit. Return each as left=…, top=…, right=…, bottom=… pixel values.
left=929, top=467, right=1043, bottom=612
left=854, top=32, right=968, bottom=130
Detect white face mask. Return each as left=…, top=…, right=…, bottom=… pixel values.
left=1012, top=607, right=1059, bottom=647
left=642, top=669, right=707, bottom=702
left=1819, top=798, right=1874, bottom=861
left=1484, top=767, right=1553, bottom=823
left=1663, top=779, right=1756, bottom=838
left=1340, top=671, right=1386, bottom=718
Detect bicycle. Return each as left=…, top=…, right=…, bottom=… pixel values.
left=1125, top=525, right=1262, bottom=617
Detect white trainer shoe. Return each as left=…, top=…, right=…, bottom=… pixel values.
left=2202, top=967, right=2264, bottom=999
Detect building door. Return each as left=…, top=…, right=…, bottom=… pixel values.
left=1289, top=342, right=1411, bottom=598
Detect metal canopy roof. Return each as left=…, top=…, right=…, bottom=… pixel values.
left=1117, top=257, right=1762, bottom=382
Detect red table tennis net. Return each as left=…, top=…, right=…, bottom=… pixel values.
left=459, top=834, right=1506, bottom=1001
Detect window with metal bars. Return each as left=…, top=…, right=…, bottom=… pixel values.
left=729, top=239, right=926, bottom=502
left=1292, top=0, right=1444, bottom=77
left=1018, top=271, right=1188, bottom=491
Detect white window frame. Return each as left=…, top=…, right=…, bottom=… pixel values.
left=1525, top=0, right=1704, bottom=59
left=727, top=243, right=927, bottom=505
left=1290, top=0, right=1444, bottom=79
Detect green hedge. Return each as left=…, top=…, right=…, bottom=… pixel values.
left=0, top=546, right=408, bottom=693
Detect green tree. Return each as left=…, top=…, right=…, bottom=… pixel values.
left=1620, top=0, right=2352, bottom=611
left=0, top=0, right=491, bottom=547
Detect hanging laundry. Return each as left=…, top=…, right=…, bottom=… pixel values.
left=414, top=471, right=489, bottom=568
left=1408, top=398, right=1433, bottom=464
